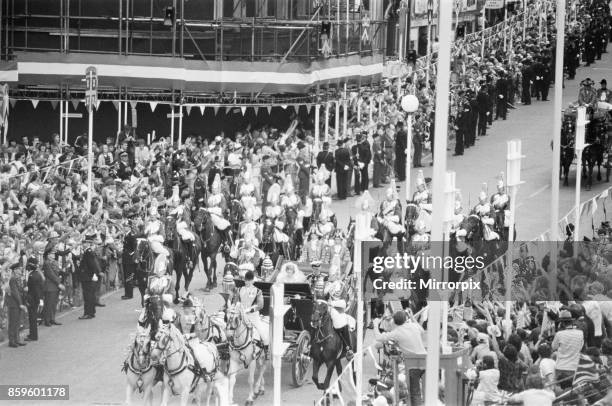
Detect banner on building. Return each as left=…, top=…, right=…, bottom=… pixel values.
left=485, top=0, right=504, bottom=9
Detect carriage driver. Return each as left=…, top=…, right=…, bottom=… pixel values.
left=206, top=173, right=232, bottom=251
left=234, top=270, right=269, bottom=350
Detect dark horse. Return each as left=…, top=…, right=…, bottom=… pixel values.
left=139, top=294, right=183, bottom=340
left=228, top=199, right=244, bottom=238
left=283, top=206, right=302, bottom=260
left=560, top=115, right=576, bottom=187
left=404, top=202, right=421, bottom=242
left=193, top=208, right=225, bottom=292
left=133, top=238, right=155, bottom=306
left=260, top=217, right=285, bottom=265
left=310, top=301, right=355, bottom=391
left=169, top=228, right=202, bottom=303
left=582, top=115, right=608, bottom=191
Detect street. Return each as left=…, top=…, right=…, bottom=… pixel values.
left=1, top=52, right=611, bottom=406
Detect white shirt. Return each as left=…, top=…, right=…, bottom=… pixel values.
left=509, top=389, right=555, bottom=406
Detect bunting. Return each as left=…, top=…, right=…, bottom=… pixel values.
left=130, top=101, right=138, bottom=110
left=50, top=100, right=58, bottom=110
left=254, top=106, right=260, bottom=115
left=112, top=101, right=120, bottom=111
left=199, top=105, right=206, bottom=115
left=9, top=99, right=16, bottom=108
left=71, top=99, right=80, bottom=110
left=213, top=106, right=220, bottom=115
left=267, top=105, right=272, bottom=114
left=240, top=106, right=247, bottom=115
left=149, top=102, right=158, bottom=112
left=185, top=105, right=192, bottom=116
left=95, top=100, right=101, bottom=110
left=31, top=99, right=39, bottom=109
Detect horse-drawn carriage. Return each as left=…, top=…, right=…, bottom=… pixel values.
left=233, top=257, right=354, bottom=388
left=560, top=105, right=611, bottom=189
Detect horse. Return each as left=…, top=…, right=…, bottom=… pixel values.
left=260, top=217, right=283, bottom=265
left=193, top=208, right=225, bottom=292
left=310, top=301, right=354, bottom=392
left=133, top=238, right=156, bottom=306
left=225, top=303, right=267, bottom=406
left=283, top=206, right=302, bottom=260
left=228, top=199, right=244, bottom=239
left=123, top=325, right=160, bottom=406
left=560, top=115, right=576, bottom=187
left=172, top=231, right=203, bottom=303
left=345, top=218, right=356, bottom=258
left=404, top=202, right=432, bottom=243
left=180, top=304, right=227, bottom=345
left=150, top=320, right=228, bottom=406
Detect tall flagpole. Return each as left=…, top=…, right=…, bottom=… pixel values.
left=424, top=0, right=453, bottom=403
left=550, top=0, right=566, bottom=243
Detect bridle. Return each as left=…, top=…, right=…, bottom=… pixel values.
left=311, top=301, right=333, bottom=344
left=226, top=306, right=256, bottom=368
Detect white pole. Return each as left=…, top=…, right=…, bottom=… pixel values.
left=170, top=105, right=175, bottom=146
left=117, top=100, right=122, bottom=137
left=343, top=84, right=348, bottom=137
left=178, top=103, right=183, bottom=147
left=426, top=22, right=431, bottom=84
left=86, top=103, right=94, bottom=212
left=65, top=101, right=70, bottom=145
left=574, top=151, right=582, bottom=242
left=424, top=0, right=452, bottom=403
left=523, top=0, right=527, bottom=41
left=357, top=98, right=362, bottom=123
left=346, top=0, right=349, bottom=51
left=325, top=102, right=330, bottom=142
left=405, top=113, right=413, bottom=201
left=369, top=97, right=373, bottom=127
left=123, top=101, right=128, bottom=125
left=337, top=0, right=340, bottom=53
left=550, top=0, right=565, bottom=243
left=354, top=210, right=367, bottom=406
left=59, top=97, right=64, bottom=144
left=335, top=100, right=340, bottom=139
left=315, top=104, right=321, bottom=152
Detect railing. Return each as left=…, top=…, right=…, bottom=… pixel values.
left=3, top=12, right=386, bottom=62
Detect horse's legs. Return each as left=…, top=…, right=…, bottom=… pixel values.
left=246, top=361, right=256, bottom=404
left=312, top=358, right=322, bottom=390
left=598, top=162, right=603, bottom=181
left=179, top=387, right=190, bottom=406
left=228, top=372, right=237, bottom=406
left=202, top=253, right=212, bottom=291
left=160, top=381, right=171, bottom=406
left=125, top=383, right=133, bottom=406
left=321, top=361, right=337, bottom=391
left=174, top=264, right=183, bottom=303
left=254, top=356, right=266, bottom=396
left=143, top=385, right=154, bottom=406
left=211, top=256, right=218, bottom=287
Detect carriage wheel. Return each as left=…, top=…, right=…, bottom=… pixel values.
left=292, top=330, right=312, bottom=387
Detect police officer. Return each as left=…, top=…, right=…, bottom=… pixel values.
left=6, top=263, right=27, bottom=347
left=476, top=82, right=489, bottom=136
left=521, top=58, right=533, bottom=105
left=121, top=217, right=139, bottom=300
left=25, top=257, right=43, bottom=342
left=495, top=71, right=508, bottom=120
left=78, top=233, right=102, bottom=320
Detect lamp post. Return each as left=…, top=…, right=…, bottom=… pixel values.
left=84, top=66, right=98, bottom=213
left=574, top=107, right=588, bottom=243
left=506, top=139, right=525, bottom=321
left=426, top=0, right=434, bottom=84
left=401, top=94, right=419, bottom=201
left=442, top=171, right=457, bottom=351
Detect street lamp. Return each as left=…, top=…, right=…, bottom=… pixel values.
left=84, top=66, right=98, bottom=213
left=427, top=0, right=434, bottom=55
left=401, top=94, right=419, bottom=202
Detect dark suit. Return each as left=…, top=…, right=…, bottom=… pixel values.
left=7, top=275, right=24, bottom=345
left=495, top=77, right=508, bottom=120
left=358, top=140, right=372, bottom=192
left=193, top=175, right=208, bottom=208
left=334, top=147, right=351, bottom=199
left=42, top=258, right=62, bottom=325
left=79, top=248, right=102, bottom=317
left=476, top=89, right=489, bottom=136
left=316, top=150, right=335, bottom=187
left=26, top=270, right=44, bottom=340
left=207, top=166, right=223, bottom=191
left=395, top=130, right=407, bottom=181
left=122, top=232, right=138, bottom=299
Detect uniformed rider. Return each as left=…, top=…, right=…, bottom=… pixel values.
left=264, top=184, right=289, bottom=244
left=280, top=174, right=304, bottom=233
left=206, top=174, right=232, bottom=250
left=490, top=173, right=510, bottom=238
left=234, top=271, right=269, bottom=351
left=377, top=180, right=405, bottom=242
left=473, top=183, right=499, bottom=241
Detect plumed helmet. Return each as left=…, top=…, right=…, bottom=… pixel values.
left=496, top=172, right=505, bottom=190
left=267, top=183, right=281, bottom=205
left=415, top=169, right=425, bottom=187
left=478, top=182, right=488, bottom=203
left=316, top=166, right=331, bottom=183
left=356, top=190, right=375, bottom=211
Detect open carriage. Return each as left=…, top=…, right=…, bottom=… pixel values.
left=559, top=106, right=611, bottom=188
left=233, top=257, right=353, bottom=387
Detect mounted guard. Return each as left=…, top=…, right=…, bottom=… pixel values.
left=377, top=179, right=405, bottom=253
left=263, top=183, right=290, bottom=245
left=299, top=231, right=330, bottom=264
left=473, top=183, right=499, bottom=241
left=237, top=207, right=261, bottom=243
left=309, top=166, right=332, bottom=224
left=490, top=173, right=510, bottom=240
left=281, top=174, right=304, bottom=259
left=206, top=173, right=232, bottom=251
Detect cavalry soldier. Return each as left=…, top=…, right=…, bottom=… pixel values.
left=206, top=173, right=232, bottom=251
left=174, top=205, right=197, bottom=268
left=312, top=208, right=336, bottom=245
left=412, top=170, right=432, bottom=213
left=307, top=166, right=332, bottom=228
left=377, top=180, right=405, bottom=247
left=144, top=204, right=165, bottom=240
left=300, top=231, right=329, bottom=264
left=307, top=261, right=328, bottom=299
left=238, top=169, right=261, bottom=220
left=238, top=207, right=261, bottom=243
left=578, top=78, right=598, bottom=108
left=235, top=233, right=264, bottom=276
left=329, top=230, right=350, bottom=274
left=234, top=270, right=269, bottom=352
left=193, top=167, right=208, bottom=209
left=473, top=183, right=499, bottom=241
left=490, top=173, right=510, bottom=240
left=263, top=184, right=289, bottom=245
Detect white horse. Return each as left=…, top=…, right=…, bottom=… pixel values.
left=150, top=321, right=228, bottom=406
left=226, top=303, right=267, bottom=406
left=123, top=325, right=159, bottom=406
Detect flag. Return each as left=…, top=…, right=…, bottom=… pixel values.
left=199, top=105, right=206, bottom=115
left=50, top=100, right=58, bottom=110
left=71, top=99, right=80, bottom=110
left=185, top=105, right=192, bottom=116
left=573, top=354, right=600, bottom=386
left=240, top=106, right=247, bottom=115
left=149, top=102, right=158, bottom=112
left=31, top=99, right=39, bottom=109
left=112, top=100, right=120, bottom=111
left=267, top=105, right=272, bottom=114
